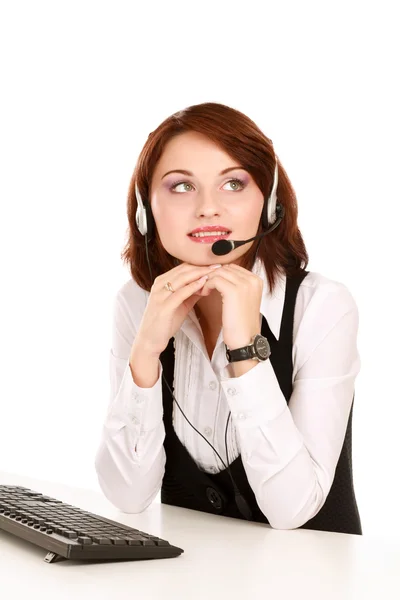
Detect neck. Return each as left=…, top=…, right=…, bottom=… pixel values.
left=194, top=291, right=222, bottom=331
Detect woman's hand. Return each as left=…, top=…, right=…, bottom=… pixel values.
left=198, top=263, right=263, bottom=350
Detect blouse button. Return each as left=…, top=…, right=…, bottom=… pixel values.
left=209, top=381, right=217, bottom=390
left=204, top=427, right=213, bottom=437
left=206, top=487, right=223, bottom=510
left=227, top=387, right=237, bottom=396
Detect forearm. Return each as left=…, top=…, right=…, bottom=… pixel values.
left=266, top=452, right=328, bottom=529
left=96, top=342, right=166, bottom=513
left=240, top=432, right=325, bottom=530
left=222, top=355, right=358, bottom=530
left=230, top=359, right=259, bottom=378
left=221, top=360, right=325, bottom=528
left=129, top=340, right=161, bottom=388
left=95, top=424, right=166, bottom=513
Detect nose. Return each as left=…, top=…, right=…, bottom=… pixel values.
left=195, top=190, right=223, bottom=216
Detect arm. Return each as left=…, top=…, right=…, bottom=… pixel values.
left=94, top=293, right=166, bottom=514
left=218, top=286, right=361, bottom=530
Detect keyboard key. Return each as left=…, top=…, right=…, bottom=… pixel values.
left=77, top=536, right=93, bottom=545
left=63, top=530, right=78, bottom=538
left=110, top=537, right=127, bottom=545
left=154, top=539, right=170, bottom=546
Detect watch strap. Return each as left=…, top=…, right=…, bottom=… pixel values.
left=226, top=334, right=271, bottom=363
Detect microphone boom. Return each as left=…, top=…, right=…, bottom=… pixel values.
left=212, top=207, right=284, bottom=256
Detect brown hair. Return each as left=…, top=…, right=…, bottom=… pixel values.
left=121, top=102, right=309, bottom=294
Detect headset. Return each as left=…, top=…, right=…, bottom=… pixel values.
left=134, top=160, right=285, bottom=519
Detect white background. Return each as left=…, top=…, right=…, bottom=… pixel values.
left=0, top=1, right=398, bottom=538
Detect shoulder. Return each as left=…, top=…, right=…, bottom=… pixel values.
left=299, top=270, right=358, bottom=316
left=258, top=256, right=358, bottom=318
left=294, top=269, right=359, bottom=342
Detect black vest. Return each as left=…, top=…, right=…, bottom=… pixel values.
left=159, top=269, right=362, bottom=535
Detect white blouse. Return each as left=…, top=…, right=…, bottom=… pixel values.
left=94, top=257, right=361, bottom=530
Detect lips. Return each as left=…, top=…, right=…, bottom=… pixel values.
left=188, top=231, right=231, bottom=244
left=188, top=226, right=231, bottom=235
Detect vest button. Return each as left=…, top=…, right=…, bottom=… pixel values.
left=206, top=487, right=223, bottom=510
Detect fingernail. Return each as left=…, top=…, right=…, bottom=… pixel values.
left=209, top=264, right=222, bottom=269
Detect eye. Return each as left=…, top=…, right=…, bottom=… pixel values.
left=169, top=178, right=246, bottom=193
left=170, top=181, right=194, bottom=193
left=224, top=178, right=245, bottom=191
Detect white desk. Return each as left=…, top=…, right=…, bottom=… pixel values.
left=1, top=471, right=399, bottom=599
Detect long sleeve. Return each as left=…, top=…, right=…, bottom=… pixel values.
left=94, top=292, right=166, bottom=513
left=218, top=286, right=361, bottom=530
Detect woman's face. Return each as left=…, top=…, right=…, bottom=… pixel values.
left=149, top=131, right=264, bottom=267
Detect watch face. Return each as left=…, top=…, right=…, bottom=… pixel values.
left=255, top=335, right=270, bottom=359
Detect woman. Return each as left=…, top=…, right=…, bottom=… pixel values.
left=95, top=102, right=362, bottom=534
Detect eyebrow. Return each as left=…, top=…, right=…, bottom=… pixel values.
left=161, top=166, right=246, bottom=179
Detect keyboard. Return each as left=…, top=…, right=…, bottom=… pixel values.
left=0, top=485, right=184, bottom=562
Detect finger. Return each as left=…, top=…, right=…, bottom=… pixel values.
left=205, top=267, right=238, bottom=284
left=218, top=263, right=261, bottom=287
left=202, top=274, right=235, bottom=299
left=225, top=263, right=246, bottom=270
left=157, top=265, right=220, bottom=293
left=224, top=263, right=254, bottom=278
left=171, top=275, right=210, bottom=304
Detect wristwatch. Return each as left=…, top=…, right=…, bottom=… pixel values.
left=226, top=334, right=271, bottom=363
